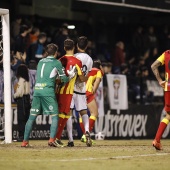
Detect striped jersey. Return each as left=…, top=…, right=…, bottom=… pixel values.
left=157, top=50, right=170, bottom=91
left=58, top=55, right=83, bottom=95
left=86, top=68, right=103, bottom=93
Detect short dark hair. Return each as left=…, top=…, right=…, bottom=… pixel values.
left=16, top=64, right=29, bottom=82
left=93, top=59, right=101, bottom=69
left=38, top=32, right=47, bottom=39
left=45, top=43, right=58, bottom=56
left=20, top=25, right=28, bottom=34
left=64, top=39, right=74, bottom=51
left=77, top=36, right=88, bottom=50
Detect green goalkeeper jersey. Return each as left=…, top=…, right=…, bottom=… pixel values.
left=33, top=56, right=69, bottom=97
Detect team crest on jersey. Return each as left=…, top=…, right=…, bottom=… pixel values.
left=49, top=105, right=53, bottom=111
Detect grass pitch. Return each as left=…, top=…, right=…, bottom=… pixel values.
left=0, top=139, right=170, bottom=170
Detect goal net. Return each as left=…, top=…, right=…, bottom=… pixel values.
left=0, top=8, right=12, bottom=143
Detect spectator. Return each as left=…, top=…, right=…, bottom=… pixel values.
left=132, top=26, right=145, bottom=58
left=14, top=64, right=31, bottom=142
left=140, top=66, right=154, bottom=104
left=11, top=15, right=22, bottom=39
left=54, top=25, right=69, bottom=58
left=27, top=32, right=47, bottom=65
left=29, top=27, right=40, bottom=44
left=147, top=26, right=158, bottom=53
left=13, top=25, right=29, bottom=63
left=111, top=41, right=125, bottom=74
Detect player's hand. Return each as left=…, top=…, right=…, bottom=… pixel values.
left=159, top=80, right=166, bottom=88
left=67, top=66, right=76, bottom=79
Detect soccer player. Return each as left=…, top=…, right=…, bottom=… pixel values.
left=79, top=60, right=104, bottom=142
left=55, top=39, right=87, bottom=147
left=68, top=36, right=93, bottom=147
left=151, top=50, right=170, bottom=150
left=21, top=43, right=75, bottom=147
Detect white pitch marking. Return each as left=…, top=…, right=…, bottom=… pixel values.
left=0, top=153, right=169, bottom=162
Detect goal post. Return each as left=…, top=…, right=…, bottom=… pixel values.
left=0, top=8, right=12, bottom=143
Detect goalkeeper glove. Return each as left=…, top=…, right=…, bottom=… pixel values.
left=67, top=66, right=76, bottom=79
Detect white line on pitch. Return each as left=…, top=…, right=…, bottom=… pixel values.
left=0, top=153, right=169, bottom=162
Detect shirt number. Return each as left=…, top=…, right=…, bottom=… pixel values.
left=41, top=63, right=45, bottom=78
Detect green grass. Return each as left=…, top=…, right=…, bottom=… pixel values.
left=0, top=139, right=170, bottom=170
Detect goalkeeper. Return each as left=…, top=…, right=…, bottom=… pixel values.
left=21, top=43, right=75, bottom=147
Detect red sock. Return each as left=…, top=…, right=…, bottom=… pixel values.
left=155, top=118, right=169, bottom=142
left=55, top=113, right=65, bottom=140
left=89, top=116, right=96, bottom=132
left=79, top=118, right=85, bottom=134
left=56, top=116, right=69, bottom=140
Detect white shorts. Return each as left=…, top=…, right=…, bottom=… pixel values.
left=70, top=92, right=87, bottom=111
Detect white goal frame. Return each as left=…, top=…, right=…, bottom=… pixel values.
left=0, top=8, right=12, bottom=143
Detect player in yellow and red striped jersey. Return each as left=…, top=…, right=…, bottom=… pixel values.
left=151, top=50, right=170, bottom=150
left=79, top=60, right=104, bottom=141
left=55, top=39, right=87, bottom=146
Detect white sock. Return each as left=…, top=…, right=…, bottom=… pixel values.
left=67, top=116, right=73, bottom=142
left=82, top=114, right=89, bottom=132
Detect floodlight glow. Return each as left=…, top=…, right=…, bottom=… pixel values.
left=67, top=25, right=75, bottom=29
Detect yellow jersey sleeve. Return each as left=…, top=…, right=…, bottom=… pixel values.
left=96, top=70, right=102, bottom=79
left=157, top=53, right=165, bottom=65
left=75, top=64, right=83, bottom=76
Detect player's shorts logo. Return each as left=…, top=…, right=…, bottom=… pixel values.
left=49, top=105, right=53, bottom=111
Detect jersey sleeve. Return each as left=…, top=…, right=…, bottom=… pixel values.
left=157, top=52, right=165, bottom=65
left=56, top=60, right=69, bottom=84
left=96, top=70, right=103, bottom=79
left=75, top=63, right=83, bottom=76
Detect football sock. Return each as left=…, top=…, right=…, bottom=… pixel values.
left=155, top=118, right=169, bottom=142
left=79, top=117, right=85, bottom=134
left=55, top=113, right=65, bottom=140
left=24, top=114, right=37, bottom=141
left=56, top=115, right=70, bottom=140
left=67, top=116, right=73, bottom=142
left=82, top=114, right=89, bottom=132
left=89, top=115, right=97, bottom=132
left=50, top=114, right=58, bottom=139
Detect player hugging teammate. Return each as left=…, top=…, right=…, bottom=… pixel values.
left=21, top=36, right=103, bottom=148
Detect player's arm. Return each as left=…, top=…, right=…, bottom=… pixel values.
left=93, top=71, right=103, bottom=93
left=151, top=60, right=164, bottom=88
left=57, top=61, right=69, bottom=85
left=76, top=64, right=88, bottom=82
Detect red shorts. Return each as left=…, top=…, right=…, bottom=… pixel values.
left=164, top=91, right=170, bottom=112
left=86, top=91, right=95, bottom=104
left=57, top=94, right=73, bottom=114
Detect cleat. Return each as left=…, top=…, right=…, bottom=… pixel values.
left=48, top=139, right=64, bottom=147
left=67, top=141, right=74, bottom=147
left=85, top=131, right=92, bottom=147
left=21, top=141, right=29, bottom=147
left=56, top=139, right=64, bottom=146
left=81, top=134, right=86, bottom=143
left=152, top=139, right=162, bottom=150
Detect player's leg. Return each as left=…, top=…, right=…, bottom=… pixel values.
left=21, top=97, right=41, bottom=147
left=55, top=94, right=73, bottom=145
left=79, top=114, right=85, bottom=134
left=76, top=94, right=92, bottom=147
left=87, top=99, right=98, bottom=133
left=66, top=109, right=74, bottom=147
left=152, top=91, right=170, bottom=150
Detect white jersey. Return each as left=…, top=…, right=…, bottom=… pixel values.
left=74, top=52, right=93, bottom=93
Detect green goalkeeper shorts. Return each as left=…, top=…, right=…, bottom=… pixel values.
left=30, top=96, right=58, bottom=115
